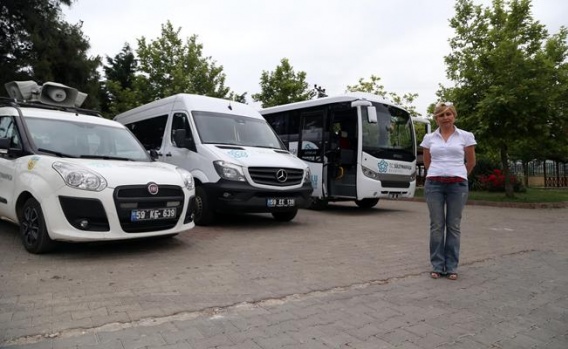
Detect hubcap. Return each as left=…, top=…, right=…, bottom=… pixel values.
left=22, top=206, right=40, bottom=246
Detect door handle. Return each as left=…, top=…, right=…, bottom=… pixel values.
left=165, top=152, right=172, bottom=157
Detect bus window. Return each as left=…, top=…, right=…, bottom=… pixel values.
left=299, top=112, right=323, bottom=162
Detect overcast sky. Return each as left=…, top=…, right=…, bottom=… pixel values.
left=63, top=0, right=567, bottom=116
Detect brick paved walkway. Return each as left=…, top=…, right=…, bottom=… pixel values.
left=1, top=200, right=567, bottom=348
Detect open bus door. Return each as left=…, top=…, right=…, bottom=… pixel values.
left=323, top=106, right=359, bottom=200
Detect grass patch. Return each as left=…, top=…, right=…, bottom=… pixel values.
left=414, top=187, right=568, bottom=203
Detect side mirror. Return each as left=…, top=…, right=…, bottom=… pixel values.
left=0, top=137, right=10, bottom=154
left=149, top=149, right=159, bottom=161
left=173, top=129, right=187, bottom=148
left=367, top=106, right=378, bottom=123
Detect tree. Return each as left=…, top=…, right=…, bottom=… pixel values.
left=252, top=58, right=316, bottom=108
left=346, top=75, right=420, bottom=116
left=101, top=43, right=139, bottom=116
left=440, top=0, right=568, bottom=197
left=134, top=21, right=236, bottom=103
left=1, top=0, right=102, bottom=109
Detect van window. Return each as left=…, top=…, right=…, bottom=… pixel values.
left=171, top=113, right=194, bottom=147
left=125, top=115, right=168, bottom=150
left=0, top=116, right=21, bottom=150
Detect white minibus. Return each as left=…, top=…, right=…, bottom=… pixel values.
left=260, top=93, right=418, bottom=209
left=115, top=94, right=313, bottom=225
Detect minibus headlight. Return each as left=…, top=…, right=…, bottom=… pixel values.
left=362, top=166, right=379, bottom=180
left=176, top=167, right=195, bottom=190
left=213, top=161, right=246, bottom=182
left=53, top=162, right=107, bottom=191
left=303, top=167, right=311, bottom=183
left=410, top=170, right=417, bottom=181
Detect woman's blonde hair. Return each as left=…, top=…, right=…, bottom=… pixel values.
left=434, top=102, right=457, bottom=118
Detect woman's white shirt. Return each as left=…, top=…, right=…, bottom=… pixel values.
left=420, top=127, right=476, bottom=179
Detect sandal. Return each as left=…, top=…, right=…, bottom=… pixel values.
left=430, top=272, right=441, bottom=279
left=447, top=273, right=458, bottom=280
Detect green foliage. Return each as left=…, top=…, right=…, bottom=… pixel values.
left=0, top=0, right=102, bottom=109
left=101, top=21, right=247, bottom=114
left=135, top=21, right=233, bottom=103
left=100, top=44, right=139, bottom=116
left=346, top=75, right=420, bottom=116
left=252, top=58, right=316, bottom=108
left=440, top=0, right=568, bottom=197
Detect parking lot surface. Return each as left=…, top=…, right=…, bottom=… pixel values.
left=1, top=200, right=567, bottom=348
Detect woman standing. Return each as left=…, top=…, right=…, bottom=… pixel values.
left=420, top=102, right=476, bottom=280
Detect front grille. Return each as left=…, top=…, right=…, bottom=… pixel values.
left=114, top=184, right=185, bottom=233
left=248, top=167, right=304, bottom=186
left=59, top=197, right=110, bottom=231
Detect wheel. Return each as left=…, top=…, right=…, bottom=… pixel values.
left=271, top=209, right=298, bottom=222
left=20, top=197, right=55, bottom=254
left=308, top=198, right=328, bottom=210
left=355, top=198, right=379, bottom=209
left=193, top=186, right=215, bottom=226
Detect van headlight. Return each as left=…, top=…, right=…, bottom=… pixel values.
left=213, top=161, right=246, bottom=182
left=176, top=167, right=194, bottom=190
left=52, top=162, right=107, bottom=191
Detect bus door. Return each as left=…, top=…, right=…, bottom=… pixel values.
left=326, top=107, right=358, bottom=198
left=297, top=110, right=325, bottom=197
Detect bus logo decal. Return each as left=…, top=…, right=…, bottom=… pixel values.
left=378, top=160, right=389, bottom=173
left=276, top=169, right=288, bottom=183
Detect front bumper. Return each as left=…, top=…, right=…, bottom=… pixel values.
left=41, top=184, right=195, bottom=242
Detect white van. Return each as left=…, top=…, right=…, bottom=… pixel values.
left=114, top=94, right=313, bottom=226
left=0, top=81, right=196, bottom=253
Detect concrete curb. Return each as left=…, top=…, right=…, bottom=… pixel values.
left=399, top=197, right=568, bottom=209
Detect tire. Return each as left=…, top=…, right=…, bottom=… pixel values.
left=20, top=197, right=55, bottom=254
left=271, top=209, right=298, bottom=222
left=355, top=198, right=379, bottom=209
left=308, top=198, right=328, bottom=210
left=193, top=186, right=215, bottom=226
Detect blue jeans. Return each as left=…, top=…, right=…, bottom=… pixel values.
left=425, top=179, right=469, bottom=274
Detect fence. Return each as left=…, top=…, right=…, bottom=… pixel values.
left=511, top=160, right=568, bottom=188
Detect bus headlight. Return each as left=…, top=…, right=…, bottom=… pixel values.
left=176, top=167, right=195, bottom=190
left=213, top=161, right=246, bottom=182
left=53, top=162, right=107, bottom=191
left=303, top=167, right=311, bottom=183
left=410, top=170, right=417, bottom=181
left=362, top=166, right=380, bottom=180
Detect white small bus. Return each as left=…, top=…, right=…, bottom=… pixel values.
left=260, top=93, right=418, bottom=209
left=114, top=94, right=313, bottom=226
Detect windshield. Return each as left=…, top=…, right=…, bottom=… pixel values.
left=193, top=111, right=285, bottom=149
left=362, top=103, right=416, bottom=161
left=25, top=117, right=151, bottom=161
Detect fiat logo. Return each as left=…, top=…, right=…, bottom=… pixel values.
left=147, top=182, right=159, bottom=195
left=276, top=169, right=288, bottom=183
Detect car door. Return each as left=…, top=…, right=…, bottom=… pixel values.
left=0, top=115, right=23, bottom=219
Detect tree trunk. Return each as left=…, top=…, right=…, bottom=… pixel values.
left=500, top=145, right=515, bottom=198
left=522, top=160, right=529, bottom=188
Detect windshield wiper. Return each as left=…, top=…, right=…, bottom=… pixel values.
left=79, top=155, right=133, bottom=161
left=38, top=148, right=77, bottom=158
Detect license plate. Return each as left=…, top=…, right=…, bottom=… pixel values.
left=131, top=208, right=177, bottom=222
left=266, top=198, right=295, bottom=208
